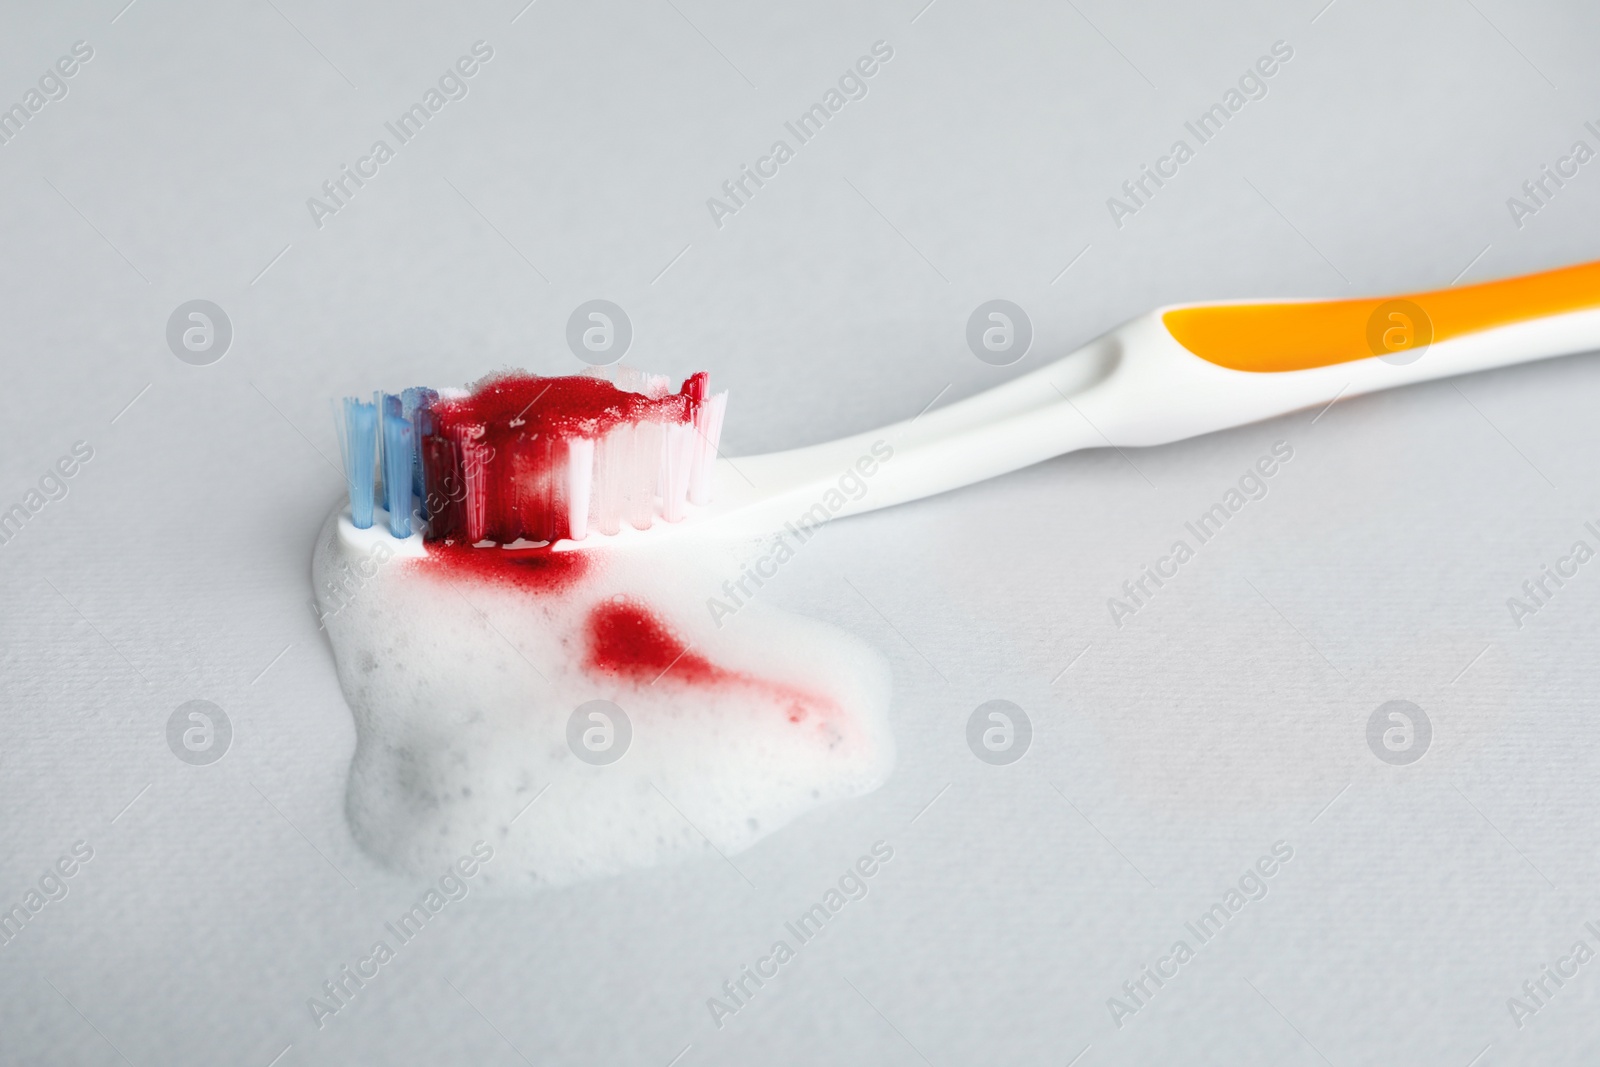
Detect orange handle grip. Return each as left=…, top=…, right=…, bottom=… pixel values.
left=1161, top=258, right=1600, bottom=373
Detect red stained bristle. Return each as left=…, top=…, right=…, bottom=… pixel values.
left=436, top=374, right=691, bottom=438
left=583, top=600, right=724, bottom=684
left=681, top=370, right=709, bottom=406
left=421, top=372, right=696, bottom=544
left=420, top=435, right=466, bottom=536
left=420, top=540, right=590, bottom=594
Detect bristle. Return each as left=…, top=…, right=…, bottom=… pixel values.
left=348, top=369, right=728, bottom=544
left=689, top=390, right=727, bottom=505
left=592, top=424, right=628, bottom=537
left=402, top=387, right=437, bottom=511
left=659, top=421, right=696, bottom=522
left=420, top=434, right=462, bottom=533
left=338, top=397, right=378, bottom=529
left=629, top=420, right=663, bottom=530
left=613, top=366, right=673, bottom=399
left=566, top=438, right=594, bottom=540
left=454, top=424, right=490, bottom=543
left=382, top=408, right=415, bottom=538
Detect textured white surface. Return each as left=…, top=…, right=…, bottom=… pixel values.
left=2, top=1, right=1600, bottom=1064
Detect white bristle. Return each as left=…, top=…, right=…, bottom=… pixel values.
left=659, top=422, right=696, bottom=522
left=565, top=437, right=594, bottom=541
left=535, top=373, right=729, bottom=541
left=627, top=420, right=663, bottom=530
left=613, top=366, right=673, bottom=399
left=689, top=391, right=727, bottom=505
left=592, top=422, right=628, bottom=536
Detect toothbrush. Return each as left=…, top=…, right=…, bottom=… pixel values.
left=338, top=258, right=1600, bottom=550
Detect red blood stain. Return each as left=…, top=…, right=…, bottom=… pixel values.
left=421, top=371, right=706, bottom=544
left=407, top=557, right=835, bottom=730
left=583, top=599, right=828, bottom=726
left=421, top=540, right=589, bottom=595
left=584, top=600, right=725, bottom=684
left=434, top=373, right=695, bottom=439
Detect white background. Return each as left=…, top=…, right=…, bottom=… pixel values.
left=3, top=0, right=1600, bottom=1064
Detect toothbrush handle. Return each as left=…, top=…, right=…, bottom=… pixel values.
left=716, top=258, right=1600, bottom=535
left=1094, top=256, right=1600, bottom=449
left=1162, top=257, right=1600, bottom=373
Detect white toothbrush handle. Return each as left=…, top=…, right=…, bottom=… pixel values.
left=1081, top=301, right=1600, bottom=447
left=711, top=260, right=1600, bottom=536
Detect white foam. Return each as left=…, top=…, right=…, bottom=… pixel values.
left=312, top=505, right=895, bottom=891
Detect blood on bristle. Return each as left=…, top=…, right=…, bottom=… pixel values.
left=420, top=372, right=701, bottom=545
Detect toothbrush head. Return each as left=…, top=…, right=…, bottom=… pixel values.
left=336, top=368, right=727, bottom=547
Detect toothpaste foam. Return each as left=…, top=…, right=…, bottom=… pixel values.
left=312, top=506, right=894, bottom=890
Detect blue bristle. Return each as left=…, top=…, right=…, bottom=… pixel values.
left=382, top=409, right=415, bottom=538
left=402, top=387, right=437, bottom=510
left=340, top=397, right=378, bottom=529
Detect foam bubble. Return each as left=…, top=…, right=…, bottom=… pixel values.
left=312, top=505, right=894, bottom=891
